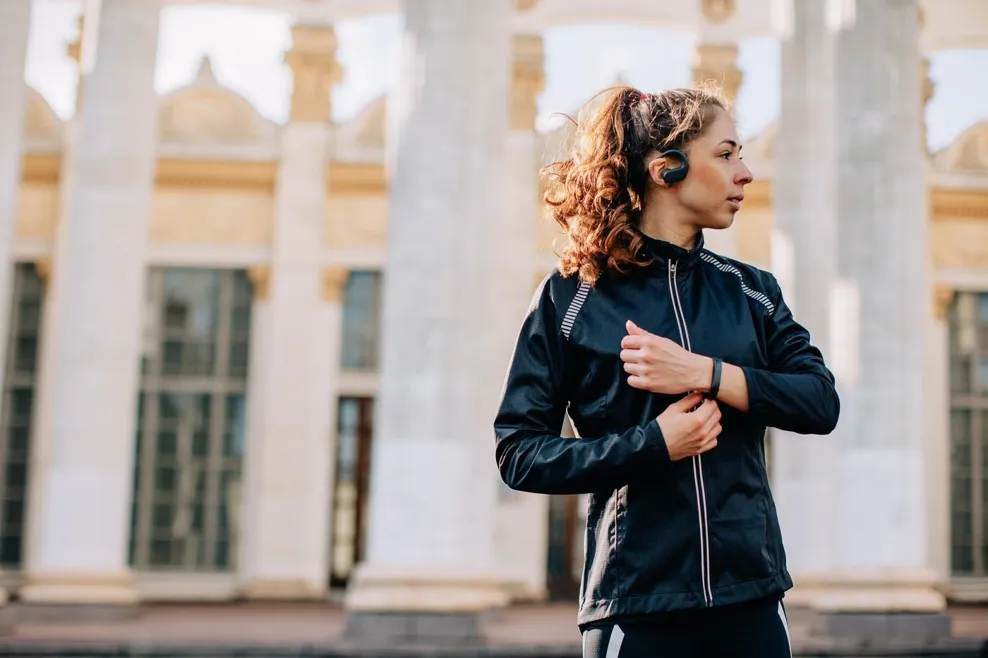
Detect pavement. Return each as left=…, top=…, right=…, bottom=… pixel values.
left=0, top=601, right=983, bottom=657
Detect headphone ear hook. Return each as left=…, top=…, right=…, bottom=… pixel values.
left=658, top=148, right=689, bottom=185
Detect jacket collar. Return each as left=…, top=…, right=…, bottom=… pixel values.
left=639, top=230, right=705, bottom=271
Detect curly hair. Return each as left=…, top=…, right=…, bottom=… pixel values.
left=541, top=85, right=729, bottom=286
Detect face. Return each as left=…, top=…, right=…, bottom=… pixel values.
left=648, top=107, right=754, bottom=230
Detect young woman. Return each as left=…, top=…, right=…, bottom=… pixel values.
left=493, top=86, right=839, bottom=657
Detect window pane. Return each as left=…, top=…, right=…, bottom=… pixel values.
left=949, top=292, right=988, bottom=577
left=0, top=264, right=45, bottom=568
left=340, top=271, right=382, bottom=371
left=131, top=268, right=251, bottom=573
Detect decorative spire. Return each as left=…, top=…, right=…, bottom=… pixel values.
left=195, top=54, right=218, bottom=85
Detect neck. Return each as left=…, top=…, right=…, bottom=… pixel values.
left=639, top=204, right=698, bottom=250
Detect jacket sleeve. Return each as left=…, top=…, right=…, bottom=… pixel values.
left=740, top=275, right=840, bottom=435
left=493, top=276, right=672, bottom=496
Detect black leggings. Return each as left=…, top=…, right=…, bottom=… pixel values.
left=582, top=596, right=792, bottom=658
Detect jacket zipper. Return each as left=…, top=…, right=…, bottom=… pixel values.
left=668, top=260, right=714, bottom=607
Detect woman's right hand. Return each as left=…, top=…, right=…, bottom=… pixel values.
left=656, top=393, right=722, bottom=461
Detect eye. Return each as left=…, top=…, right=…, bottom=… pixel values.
left=720, top=152, right=732, bottom=160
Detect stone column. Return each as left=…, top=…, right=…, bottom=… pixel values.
left=691, top=40, right=742, bottom=258
left=20, top=0, right=162, bottom=608
left=493, top=32, right=548, bottom=602
left=0, top=0, right=31, bottom=385
left=238, top=23, right=342, bottom=600
left=767, top=0, right=839, bottom=593
left=343, top=0, right=514, bottom=644
left=691, top=43, right=743, bottom=104
left=0, top=0, right=32, bottom=621
left=815, top=0, right=949, bottom=644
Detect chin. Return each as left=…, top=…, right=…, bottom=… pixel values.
left=702, top=214, right=735, bottom=231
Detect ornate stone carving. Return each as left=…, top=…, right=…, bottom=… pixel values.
left=933, top=285, right=955, bottom=321
left=931, top=189, right=988, bottom=222
left=66, top=12, right=83, bottom=64
left=24, top=87, right=59, bottom=140
left=921, top=57, right=934, bottom=151
left=934, top=121, right=988, bottom=174
left=511, top=34, right=545, bottom=131
left=158, top=56, right=267, bottom=144
left=248, top=265, right=270, bottom=300
left=285, top=23, right=343, bottom=123
left=930, top=216, right=988, bottom=270
left=337, top=96, right=387, bottom=152
left=322, top=266, right=349, bottom=302
left=692, top=43, right=743, bottom=102
left=34, top=257, right=52, bottom=291
left=701, top=0, right=736, bottom=23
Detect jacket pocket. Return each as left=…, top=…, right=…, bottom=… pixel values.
left=708, top=513, right=776, bottom=588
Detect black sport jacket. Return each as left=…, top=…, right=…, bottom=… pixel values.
left=493, top=231, right=839, bottom=628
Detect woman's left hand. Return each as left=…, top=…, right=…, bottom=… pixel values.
left=620, top=320, right=711, bottom=395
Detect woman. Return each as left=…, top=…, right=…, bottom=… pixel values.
left=493, top=85, right=839, bottom=657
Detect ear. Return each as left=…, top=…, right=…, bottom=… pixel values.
left=646, top=155, right=671, bottom=188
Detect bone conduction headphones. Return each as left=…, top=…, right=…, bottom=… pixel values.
left=658, top=149, right=689, bottom=185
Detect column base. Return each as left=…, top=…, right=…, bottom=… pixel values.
left=792, top=567, right=947, bottom=612
left=342, top=563, right=509, bottom=647
left=789, top=569, right=986, bottom=654
left=344, top=611, right=483, bottom=647
left=17, top=572, right=139, bottom=621
left=0, top=588, right=14, bottom=636
left=239, top=578, right=327, bottom=601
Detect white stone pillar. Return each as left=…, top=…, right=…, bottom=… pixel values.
left=0, top=0, right=32, bottom=618
left=238, top=23, right=343, bottom=600
left=816, top=0, right=946, bottom=635
left=768, top=0, right=839, bottom=593
left=493, top=32, right=548, bottom=602
left=20, top=0, right=162, bottom=606
left=343, top=0, right=514, bottom=642
left=0, top=0, right=31, bottom=387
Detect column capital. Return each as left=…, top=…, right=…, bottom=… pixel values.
left=247, top=265, right=270, bottom=301
left=34, top=256, right=52, bottom=285
left=701, top=0, right=736, bottom=23
left=285, top=23, right=343, bottom=123
left=510, top=34, right=545, bottom=131
left=692, top=42, right=742, bottom=103
left=66, top=12, right=84, bottom=64
left=933, top=284, right=955, bottom=321
left=322, top=266, right=349, bottom=303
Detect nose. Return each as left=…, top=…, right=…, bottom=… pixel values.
left=736, top=160, right=753, bottom=185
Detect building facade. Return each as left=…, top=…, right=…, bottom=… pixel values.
left=0, top=0, right=987, bottom=619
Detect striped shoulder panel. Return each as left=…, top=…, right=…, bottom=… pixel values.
left=561, top=280, right=591, bottom=340
left=700, top=252, right=776, bottom=314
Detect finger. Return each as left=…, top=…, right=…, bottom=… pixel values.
left=693, top=398, right=719, bottom=420
left=672, top=392, right=704, bottom=412
left=625, top=320, right=648, bottom=336
left=620, top=334, right=645, bottom=349
left=619, top=348, right=642, bottom=363
left=698, top=434, right=719, bottom=453
left=627, top=375, right=648, bottom=390
left=623, top=362, right=644, bottom=376
left=701, top=411, right=721, bottom=437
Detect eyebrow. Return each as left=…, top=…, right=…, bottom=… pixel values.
left=719, top=139, right=742, bottom=152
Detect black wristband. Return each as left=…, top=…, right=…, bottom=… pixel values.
left=708, top=357, right=722, bottom=399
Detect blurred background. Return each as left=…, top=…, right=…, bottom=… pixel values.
left=1, top=0, right=987, bottom=652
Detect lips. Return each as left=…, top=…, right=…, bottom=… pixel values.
left=727, top=194, right=743, bottom=211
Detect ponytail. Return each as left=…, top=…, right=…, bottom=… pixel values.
left=541, top=85, right=727, bottom=286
